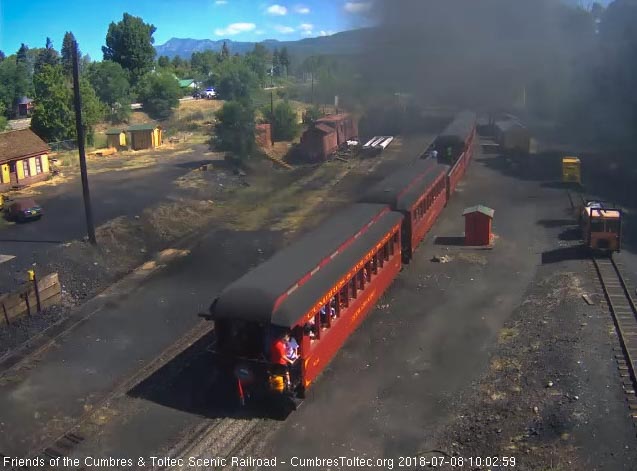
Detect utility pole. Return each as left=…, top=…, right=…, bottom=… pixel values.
left=72, top=39, right=96, bottom=245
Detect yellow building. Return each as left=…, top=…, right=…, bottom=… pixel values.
left=0, top=129, right=51, bottom=190
left=105, top=128, right=127, bottom=150
left=127, top=124, right=162, bottom=151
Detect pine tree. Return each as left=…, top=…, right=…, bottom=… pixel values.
left=34, top=37, right=59, bottom=75
left=61, top=32, right=79, bottom=76
left=221, top=41, right=230, bottom=60
left=272, top=48, right=280, bottom=77
left=279, top=47, right=290, bottom=77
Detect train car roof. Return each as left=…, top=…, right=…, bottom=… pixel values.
left=211, top=203, right=402, bottom=327
left=438, top=111, right=477, bottom=141
left=360, top=160, right=449, bottom=212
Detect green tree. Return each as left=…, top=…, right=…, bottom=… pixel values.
left=272, top=48, right=280, bottom=77
left=16, top=44, right=28, bottom=63
left=34, top=37, right=59, bottom=75
left=0, top=102, right=7, bottom=131
left=30, top=64, right=74, bottom=142
left=279, top=47, right=290, bottom=77
left=216, top=59, right=258, bottom=101
left=213, top=99, right=256, bottom=160
left=191, top=50, right=217, bottom=79
left=0, top=50, right=5, bottom=62
left=61, top=32, right=79, bottom=76
left=245, top=44, right=268, bottom=86
left=0, top=58, right=19, bottom=116
left=79, top=78, right=106, bottom=145
left=262, top=100, right=300, bottom=141
left=86, top=60, right=131, bottom=123
left=102, top=13, right=157, bottom=84
left=135, top=70, right=181, bottom=119
left=157, top=55, right=171, bottom=69
left=221, top=41, right=230, bottom=60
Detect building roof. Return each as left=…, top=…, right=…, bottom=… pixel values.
left=310, top=124, right=337, bottom=135
left=105, top=128, right=126, bottom=135
left=211, top=204, right=402, bottom=328
left=316, top=113, right=352, bottom=124
left=463, top=205, right=495, bottom=218
left=562, top=156, right=580, bottom=164
left=361, top=160, right=449, bottom=212
left=18, top=96, right=33, bottom=105
left=0, top=129, right=49, bottom=164
left=127, top=124, right=160, bottom=132
left=178, top=79, right=195, bottom=88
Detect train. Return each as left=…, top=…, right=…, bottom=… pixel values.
left=578, top=200, right=622, bottom=252
left=201, top=111, right=477, bottom=411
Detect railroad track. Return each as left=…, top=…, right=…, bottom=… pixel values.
left=593, top=255, right=637, bottom=430
left=1, top=321, right=215, bottom=471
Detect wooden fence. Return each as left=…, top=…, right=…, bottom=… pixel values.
left=0, top=273, right=62, bottom=326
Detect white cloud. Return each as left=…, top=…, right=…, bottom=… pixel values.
left=214, top=0, right=228, bottom=4
left=344, top=1, right=371, bottom=13
left=274, top=25, right=295, bottom=34
left=295, top=5, right=311, bottom=14
left=319, top=30, right=335, bottom=36
left=299, top=23, right=313, bottom=32
left=266, top=4, right=288, bottom=15
left=214, top=22, right=257, bottom=36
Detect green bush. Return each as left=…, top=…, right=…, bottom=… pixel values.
left=136, top=71, right=181, bottom=120
left=262, top=100, right=300, bottom=141
left=213, top=99, right=256, bottom=160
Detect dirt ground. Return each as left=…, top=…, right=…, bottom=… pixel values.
left=431, top=262, right=637, bottom=471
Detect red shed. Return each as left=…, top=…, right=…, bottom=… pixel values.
left=315, top=113, right=358, bottom=146
left=300, top=124, right=338, bottom=162
left=463, top=205, right=494, bottom=246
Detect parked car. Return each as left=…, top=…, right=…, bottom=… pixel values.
left=4, top=198, right=43, bottom=222
left=204, top=87, right=217, bottom=99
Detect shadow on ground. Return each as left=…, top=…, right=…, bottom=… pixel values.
left=127, top=331, right=291, bottom=421
left=541, top=246, right=587, bottom=264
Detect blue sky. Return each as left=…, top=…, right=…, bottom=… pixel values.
left=0, top=0, right=373, bottom=60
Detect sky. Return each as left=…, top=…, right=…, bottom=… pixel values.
left=0, top=0, right=373, bottom=60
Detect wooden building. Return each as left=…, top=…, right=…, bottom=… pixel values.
left=105, top=128, right=127, bottom=150
left=300, top=124, right=338, bottom=162
left=127, top=124, right=162, bottom=151
left=0, top=129, right=51, bottom=190
left=315, top=113, right=358, bottom=146
left=463, top=205, right=494, bottom=246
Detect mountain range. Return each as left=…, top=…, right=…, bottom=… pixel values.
left=154, top=28, right=370, bottom=59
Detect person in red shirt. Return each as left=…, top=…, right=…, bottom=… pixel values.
left=271, top=332, right=295, bottom=388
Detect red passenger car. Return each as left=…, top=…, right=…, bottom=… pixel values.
left=434, top=111, right=477, bottom=198
left=361, top=160, right=449, bottom=262
left=205, top=203, right=403, bottom=408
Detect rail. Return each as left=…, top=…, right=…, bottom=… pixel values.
left=593, top=256, right=637, bottom=399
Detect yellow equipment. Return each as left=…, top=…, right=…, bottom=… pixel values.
left=268, top=374, right=285, bottom=393
left=562, top=156, right=581, bottom=184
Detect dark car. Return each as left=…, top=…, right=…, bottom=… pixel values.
left=4, top=198, right=43, bottom=222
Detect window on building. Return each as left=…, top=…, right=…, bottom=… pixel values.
left=35, top=157, right=42, bottom=174
left=22, top=160, right=30, bottom=177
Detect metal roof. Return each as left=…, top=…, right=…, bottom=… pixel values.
left=211, top=203, right=402, bottom=327
left=127, top=124, right=160, bottom=132
left=463, top=205, right=495, bottom=218
left=105, top=128, right=126, bottom=135
left=360, top=160, right=449, bottom=212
